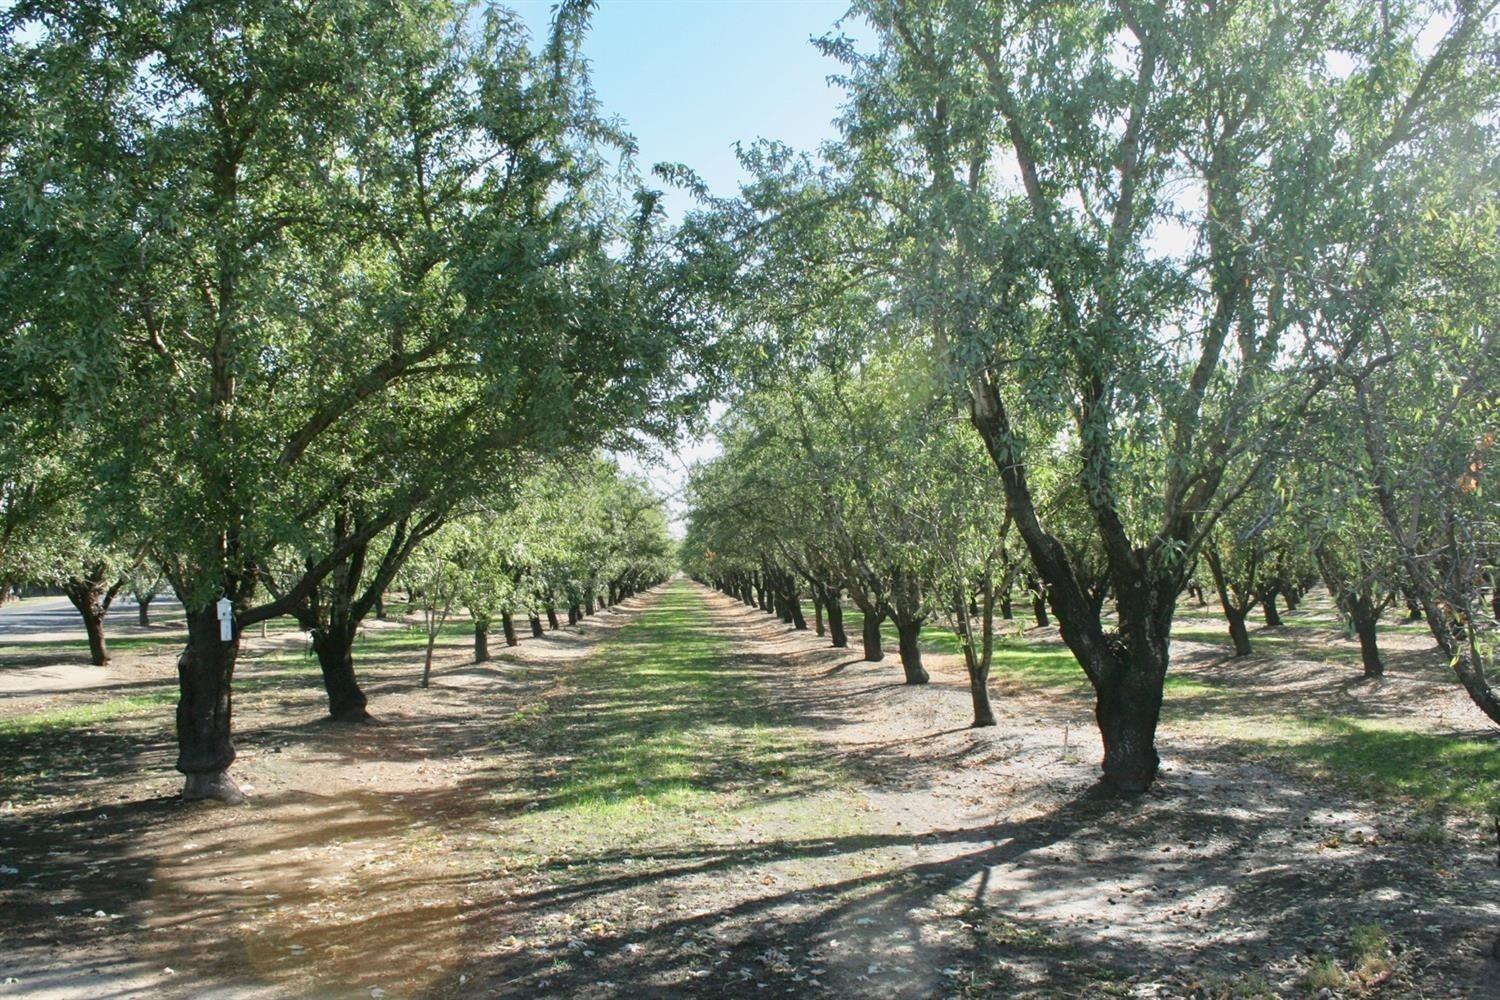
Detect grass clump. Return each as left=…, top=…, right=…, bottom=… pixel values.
left=1348, top=922, right=1392, bottom=977
left=1304, top=953, right=1347, bottom=992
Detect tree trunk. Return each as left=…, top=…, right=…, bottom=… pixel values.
left=861, top=611, right=885, bottom=662
left=547, top=606, right=560, bottom=630
left=1224, top=605, right=1252, bottom=657
left=474, top=620, right=490, bottom=663
left=529, top=614, right=544, bottom=638
left=1350, top=601, right=1384, bottom=679
left=1031, top=590, right=1049, bottom=628
left=176, top=605, right=245, bottom=803
left=81, top=605, right=109, bottom=666
left=894, top=619, right=929, bottom=684
left=137, top=595, right=153, bottom=627
left=568, top=604, right=579, bottom=625
left=812, top=590, right=825, bottom=636
left=1260, top=592, right=1283, bottom=627
left=1094, top=658, right=1165, bottom=793
left=63, top=585, right=110, bottom=666
left=313, top=628, right=372, bottom=722
left=501, top=611, right=518, bottom=647
left=825, top=588, right=848, bottom=648
left=1000, top=595, right=1013, bottom=620
left=789, top=593, right=807, bottom=630
left=375, top=592, right=386, bottom=620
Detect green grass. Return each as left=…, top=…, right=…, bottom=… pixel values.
left=0, top=691, right=178, bottom=736
left=493, top=581, right=863, bottom=847
left=840, top=608, right=1212, bottom=694
left=1201, top=714, right=1500, bottom=814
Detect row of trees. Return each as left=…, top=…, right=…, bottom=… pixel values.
left=1, top=1, right=719, bottom=801
left=682, top=0, right=1499, bottom=792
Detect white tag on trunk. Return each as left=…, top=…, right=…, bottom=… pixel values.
left=216, top=597, right=233, bottom=621
left=219, top=618, right=233, bottom=642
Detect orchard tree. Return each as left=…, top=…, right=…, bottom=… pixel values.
left=1, top=1, right=722, bottom=801
left=803, top=0, right=1499, bottom=790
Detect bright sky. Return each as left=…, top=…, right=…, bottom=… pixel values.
left=509, top=0, right=857, bottom=532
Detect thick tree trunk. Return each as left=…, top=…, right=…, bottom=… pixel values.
left=63, top=586, right=110, bottom=666
left=568, top=604, right=580, bottom=625
left=474, top=621, right=490, bottom=663
left=1260, top=592, right=1283, bottom=627
left=1351, top=602, right=1384, bottom=679
left=825, top=588, right=848, bottom=648
left=81, top=606, right=109, bottom=666
left=968, top=667, right=996, bottom=727
left=812, top=590, right=825, bottom=636
left=375, top=593, right=386, bottom=620
left=501, top=611, right=518, bottom=647
left=860, top=611, right=884, bottom=662
left=546, top=606, right=560, bottom=630
left=313, top=628, right=372, bottom=722
left=789, top=594, right=807, bottom=630
left=1224, top=605, right=1252, bottom=657
left=1030, top=588, right=1049, bottom=628
left=529, top=614, right=544, bottom=638
left=1094, top=665, right=1164, bottom=793
left=1000, top=595, right=1013, bottom=620
left=894, top=619, right=929, bottom=684
left=176, top=606, right=244, bottom=803
left=137, top=595, right=153, bottom=627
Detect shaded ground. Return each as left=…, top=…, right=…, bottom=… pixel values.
left=1, top=581, right=1497, bottom=998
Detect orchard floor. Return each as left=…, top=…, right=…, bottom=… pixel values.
left=1, top=580, right=1497, bottom=999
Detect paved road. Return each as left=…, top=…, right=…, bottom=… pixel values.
left=0, top=596, right=184, bottom=641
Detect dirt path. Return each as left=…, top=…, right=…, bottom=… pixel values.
left=2, top=580, right=1497, bottom=998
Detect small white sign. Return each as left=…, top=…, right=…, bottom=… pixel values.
left=215, top=597, right=233, bottom=621
left=219, top=618, right=233, bottom=642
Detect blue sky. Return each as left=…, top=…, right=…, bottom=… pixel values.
left=510, top=0, right=855, bottom=219
left=508, top=1, right=859, bottom=528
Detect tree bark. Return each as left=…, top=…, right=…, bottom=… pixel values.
left=1351, top=601, right=1384, bottom=679
left=894, top=618, right=929, bottom=684
left=529, top=614, right=544, bottom=638
left=824, top=587, right=848, bottom=648
left=501, top=611, right=518, bottom=647
left=474, top=620, right=490, bottom=663
left=860, top=610, right=885, bottom=661
left=312, top=628, right=372, bottom=722
left=137, top=595, right=153, bottom=627
left=546, top=606, right=560, bottom=630
left=1260, top=590, right=1283, bottom=627
left=812, top=589, right=825, bottom=636
left=176, top=605, right=245, bottom=803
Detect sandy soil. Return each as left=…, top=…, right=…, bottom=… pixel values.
left=0, top=582, right=1496, bottom=999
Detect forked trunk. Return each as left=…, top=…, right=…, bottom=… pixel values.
left=894, top=619, right=929, bottom=685
left=176, top=605, right=244, bottom=803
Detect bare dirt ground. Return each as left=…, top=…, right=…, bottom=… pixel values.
left=1, top=581, right=1497, bottom=999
